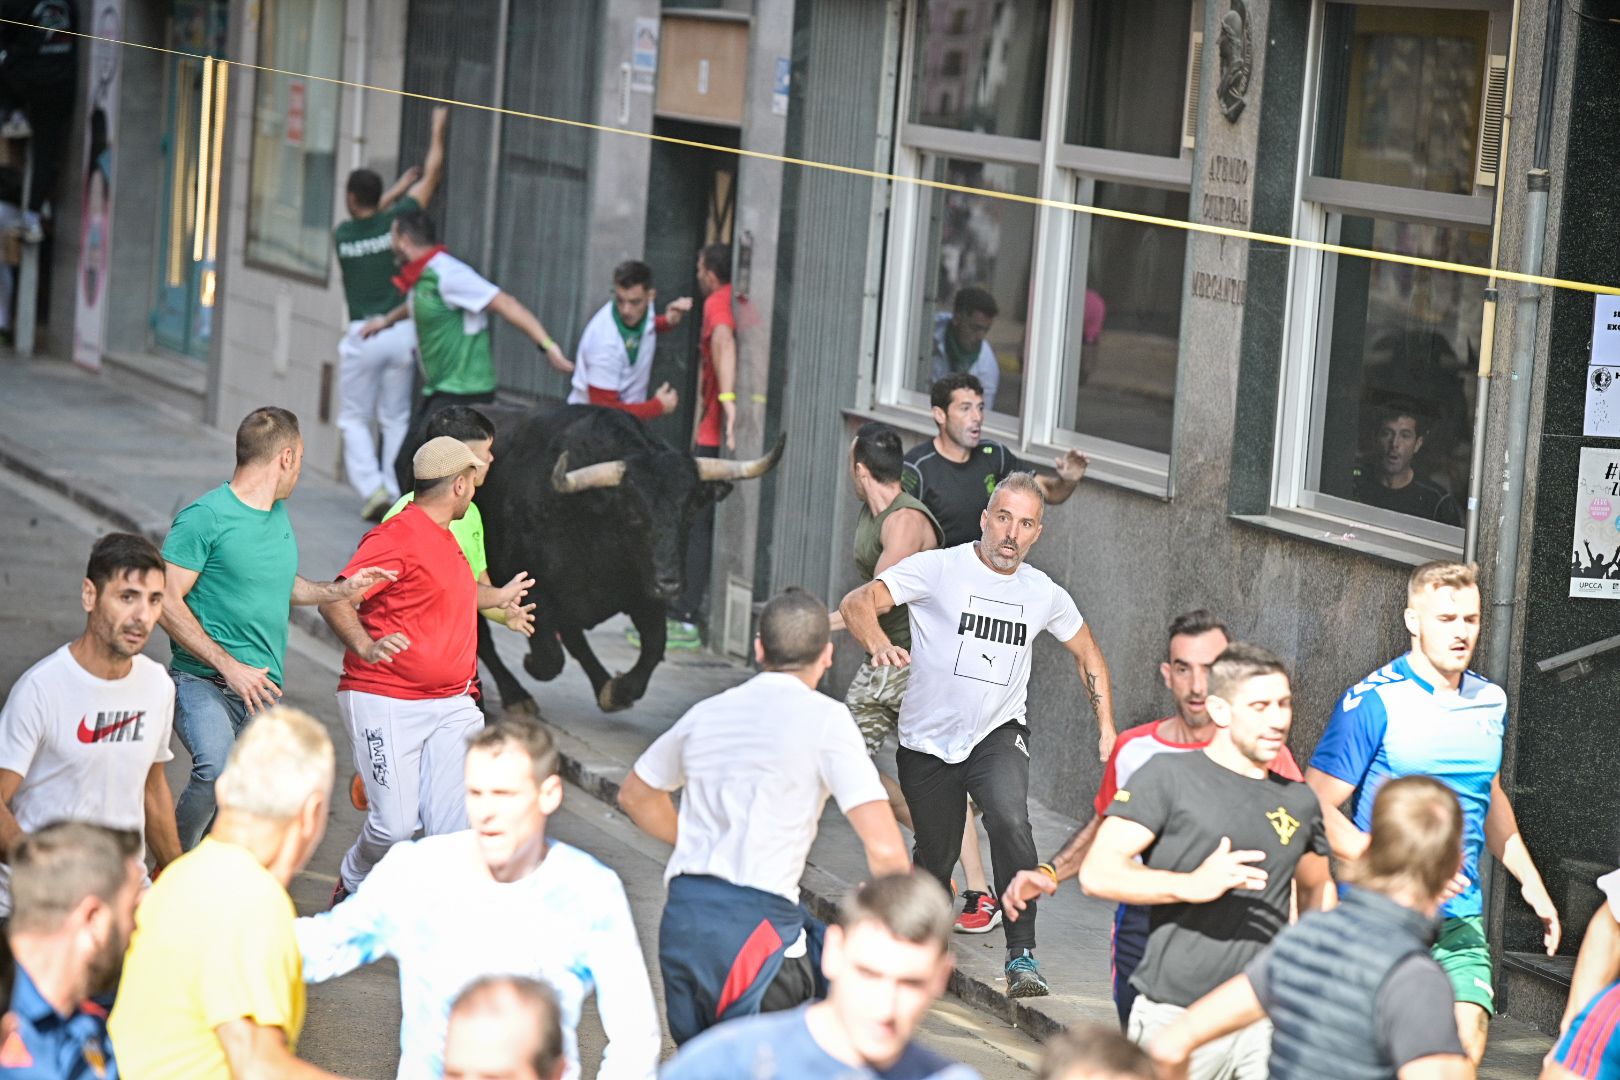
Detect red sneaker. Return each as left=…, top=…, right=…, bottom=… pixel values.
left=349, top=772, right=368, bottom=812
left=954, top=891, right=1002, bottom=934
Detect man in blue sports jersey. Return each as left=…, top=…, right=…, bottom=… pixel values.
left=1306, top=560, right=1559, bottom=1067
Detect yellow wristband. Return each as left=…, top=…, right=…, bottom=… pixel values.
left=539, top=337, right=555, bottom=352
left=1037, top=862, right=1059, bottom=886
left=717, top=392, right=737, bottom=402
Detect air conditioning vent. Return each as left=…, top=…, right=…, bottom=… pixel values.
left=1475, top=53, right=1508, bottom=188
left=1182, top=31, right=1204, bottom=150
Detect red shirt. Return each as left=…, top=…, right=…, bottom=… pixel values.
left=696, top=284, right=736, bottom=448
left=337, top=503, right=478, bottom=699
left=1093, top=717, right=1302, bottom=816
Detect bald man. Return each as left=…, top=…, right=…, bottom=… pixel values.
left=444, top=976, right=565, bottom=1080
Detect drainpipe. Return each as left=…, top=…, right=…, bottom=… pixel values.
left=1486, top=0, right=1562, bottom=682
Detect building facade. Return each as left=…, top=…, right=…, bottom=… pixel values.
left=36, top=0, right=1620, bottom=1031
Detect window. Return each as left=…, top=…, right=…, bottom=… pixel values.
left=245, top=0, right=343, bottom=279
left=1277, top=1, right=1506, bottom=548
left=881, top=0, right=1200, bottom=488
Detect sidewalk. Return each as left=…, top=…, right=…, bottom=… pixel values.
left=0, top=357, right=1552, bottom=1073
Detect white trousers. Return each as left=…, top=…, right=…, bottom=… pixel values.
left=337, top=689, right=480, bottom=891
left=336, top=318, right=417, bottom=500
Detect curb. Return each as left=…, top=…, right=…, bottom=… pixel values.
left=0, top=436, right=1068, bottom=1042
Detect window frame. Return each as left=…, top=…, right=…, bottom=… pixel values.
left=1272, top=0, right=1509, bottom=558
left=875, top=0, right=1202, bottom=496
left=242, top=0, right=344, bottom=286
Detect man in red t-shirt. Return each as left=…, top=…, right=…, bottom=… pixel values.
left=999, top=610, right=1303, bottom=1028
left=318, top=436, right=534, bottom=903
left=666, top=242, right=738, bottom=647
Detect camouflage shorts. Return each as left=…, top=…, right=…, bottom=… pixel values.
left=845, top=660, right=910, bottom=756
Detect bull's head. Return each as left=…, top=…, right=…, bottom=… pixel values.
left=550, top=435, right=785, bottom=602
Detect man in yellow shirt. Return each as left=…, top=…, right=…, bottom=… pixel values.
left=108, top=707, right=338, bottom=1079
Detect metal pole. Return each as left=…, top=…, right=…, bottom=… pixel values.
left=14, top=135, right=36, bottom=357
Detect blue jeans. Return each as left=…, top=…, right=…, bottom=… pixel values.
left=171, top=671, right=250, bottom=850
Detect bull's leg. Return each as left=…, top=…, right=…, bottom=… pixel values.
left=605, top=604, right=668, bottom=711
left=478, top=614, right=536, bottom=716
left=557, top=626, right=619, bottom=711
left=522, top=623, right=568, bottom=683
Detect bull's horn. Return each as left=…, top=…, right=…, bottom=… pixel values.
left=695, top=434, right=787, bottom=482
left=551, top=453, right=628, bottom=494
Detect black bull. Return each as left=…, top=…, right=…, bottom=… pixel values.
left=472, top=403, right=784, bottom=714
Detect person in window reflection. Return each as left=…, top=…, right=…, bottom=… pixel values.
left=930, top=287, right=1003, bottom=412
left=1351, top=403, right=1463, bottom=526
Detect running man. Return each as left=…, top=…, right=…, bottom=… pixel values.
left=335, top=105, right=448, bottom=520
left=1149, top=775, right=1472, bottom=1080
left=829, top=422, right=942, bottom=826
left=319, top=437, right=533, bottom=901
left=664, top=242, right=737, bottom=647
left=663, top=875, right=980, bottom=1079
left=902, top=373, right=1088, bottom=550
left=1000, top=610, right=1304, bottom=1028
left=0, top=533, right=180, bottom=916
left=1079, top=644, right=1331, bottom=1079
left=1306, top=560, right=1559, bottom=1066
left=840, top=472, right=1117, bottom=997
left=363, top=209, right=575, bottom=495
left=297, top=718, right=661, bottom=1080
left=618, top=587, right=908, bottom=1044
left=568, top=259, right=692, bottom=420
left=160, top=407, right=391, bottom=850
left=1545, top=869, right=1620, bottom=1080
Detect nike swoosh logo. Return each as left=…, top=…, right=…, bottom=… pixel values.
left=76, top=712, right=144, bottom=744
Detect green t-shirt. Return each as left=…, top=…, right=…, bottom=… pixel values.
left=383, top=493, right=487, bottom=579
left=412, top=252, right=500, bottom=397
left=161, top=484, right=299, bottom=686
left=333, top=196, right=419, bottom=321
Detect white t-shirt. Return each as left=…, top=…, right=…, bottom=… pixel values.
left=634, top=672, right=888, bottom=903
left=412, top=251, right=500, bottom=335
left=568, top=300, right=657, bottom=405
left=0, top=647, right=175, bottom=914
left=878, top=543, right=1084, bottom=763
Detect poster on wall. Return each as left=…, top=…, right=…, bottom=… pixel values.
left=1569, top=446, right=1620, bottom=599
left=71, top=0, right=124, bottom=371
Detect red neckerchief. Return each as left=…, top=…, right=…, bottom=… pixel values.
left=391, top=244, right=447, bottom=294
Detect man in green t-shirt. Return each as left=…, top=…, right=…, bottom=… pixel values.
left=335, top=107, right=449, bottom=522
left=159, top=407, right=393, bottom=850
left=363, top=210, right=575, bottom=497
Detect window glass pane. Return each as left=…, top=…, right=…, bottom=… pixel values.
left=1061, top=183, right=1186, bottom=453
left=910, top=0, right=1050, bottom=140
left=1309, top=215, right=1486, bottom=527
left=910, top=156, right=1039, bottom=419
left=1313, top=4, right=1489, bottom=196
left=246, top=0, right=343, bottom=277
left=1067, top=0, right=1191, bottom=156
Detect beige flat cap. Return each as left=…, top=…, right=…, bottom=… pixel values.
left=413, top=435, right=483, bottom=481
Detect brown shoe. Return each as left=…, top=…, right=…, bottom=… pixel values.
left=349, top=772, right=368, bottom=812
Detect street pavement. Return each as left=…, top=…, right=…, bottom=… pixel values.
left=0, top=357, right=1556, bottom=1077
left=0, top=463, right=1044, bottom=1077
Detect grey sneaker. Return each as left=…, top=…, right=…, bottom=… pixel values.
left=1005, top=948, right=1049, bottom=998
left=361, top=486, right=392, bottom=522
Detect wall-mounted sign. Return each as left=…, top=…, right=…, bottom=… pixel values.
left=1569, top=446, right=1620, bottom=599
left=632, top=17, right=658, bottom=93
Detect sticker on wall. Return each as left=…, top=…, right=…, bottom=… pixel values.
left=1592, top=294, right=1620, bottom=367
left=772, top=56, right=790, bottom=117
left=631, top=18, right=658, bottom=93
left=1585, top=366, right=1620, bottom=437
left=1569, top=446, right=1620, bottom=598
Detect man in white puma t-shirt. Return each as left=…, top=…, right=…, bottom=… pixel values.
left=0, top=533, right=181, bottom=915
left=839, top=472, right=1117, bottom=998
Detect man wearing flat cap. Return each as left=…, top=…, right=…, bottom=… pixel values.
left=319, top=436, right=530, bottom=902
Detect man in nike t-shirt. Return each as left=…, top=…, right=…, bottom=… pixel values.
left=0, top=533, right=182, bottom=917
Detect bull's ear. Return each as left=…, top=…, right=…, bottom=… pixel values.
left=697, top=481, right=734, bottom=507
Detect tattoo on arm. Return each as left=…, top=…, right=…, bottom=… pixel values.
left=1084, top=668, right=1102, bottom=714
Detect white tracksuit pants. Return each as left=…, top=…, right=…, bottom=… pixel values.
left=337, top=689, right=481, bottom=891
left=336, top=318, right=417, bottom=500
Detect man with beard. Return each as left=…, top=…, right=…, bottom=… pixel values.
left=1000, top=611, right=1305, bottom=1028
left=840, top=472, right=1117, bottom=997
left=1, top=823, right=144, bottom=1080
left=0, top=533, right=180, bottom=918
left=1307, top=560, right=1559, bottom=1066
left=1350, top=404, right=1462, bottom=526
left=1079, top=644, right=1332, bottom=1080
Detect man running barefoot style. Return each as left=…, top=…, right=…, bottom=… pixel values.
left=663, top=874, right=981, bottom=1079
left=1306, top=560, right=1558, bottom=1067
left=840, top=472, right=1117, bottom=997
left=1079, top=644, right=1331, bottom=1080
left=1002, top=611, right=1305, bottom=1028
left=828, top=423, right=943, bottom=832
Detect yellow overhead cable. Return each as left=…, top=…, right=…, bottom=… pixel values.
left=18, top=16, right=1620, bottom=298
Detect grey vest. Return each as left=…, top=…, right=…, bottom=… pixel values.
left=1263, top=888, right=1439, bottom=1080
